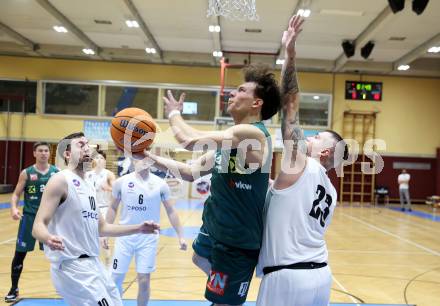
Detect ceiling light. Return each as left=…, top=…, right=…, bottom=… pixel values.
left=276, top=59, right=285, bottom=65
left=397, top=64, right=410, bottom=71
left=213, top=51, right=223, bottom=57
left=145, top=48, right=156, bottom=54
left=53, top=25, right=68, bottom=33
left=126, top=20, right=139, bottom=28
left=313, top=95, right=320, bottom=100
left=427, top=46, right=440, bottom=53
left=82, top=48, right=95, bottom=55
left=209, top=25, right=221, bottom=32
left=298, top=9, right=311, bottom=17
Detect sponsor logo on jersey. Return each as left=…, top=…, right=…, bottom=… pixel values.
left=228, top=179, right=252, bottom=190
left=30, top=174, right=38, bottom=181
left=27, top=185, right=37, bottom=194
left=196, top=180, right=210, bottom=195
left=237, top=281, right=249, bottom=297
left=128, top=182, right=134, bottom=188
left=81, top=210, right=99, bottom=220
left=127, top=205, right=147, bottom=211
left=73, top=179, right=80, bottom=187
left=207, top=270, right=228, bottom=296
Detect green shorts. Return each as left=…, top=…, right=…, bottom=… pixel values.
left=192, top=225, right=259, bottom=305
left=192, top=225, right=213, bottom=262
left=16, top=213, right=43, bottom=252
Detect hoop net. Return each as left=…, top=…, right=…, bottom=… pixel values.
left=207, top=0, right=259, bottom=21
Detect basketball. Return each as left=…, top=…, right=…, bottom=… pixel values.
left=110, top=108, right=156, bottom=153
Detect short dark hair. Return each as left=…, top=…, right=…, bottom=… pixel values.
left=33, top=141, right=50, bottom=151
left=95, top=149, right=106, bottom=160
left=243, top=64, right=281, bottom=120
left=325, top=129, right=349, bottom=164
left=58, top=132, right=85, bottom=165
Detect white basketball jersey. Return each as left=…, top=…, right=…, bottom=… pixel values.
left=44, top=169, right=100, bottom=264
left=259, top=158, right=337, bottom=268
left=86, top=169, right=112, bottom=207
left=112, top=172, right=170, bottom=225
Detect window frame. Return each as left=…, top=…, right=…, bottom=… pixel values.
left=0, top=78, right=38, bottom=114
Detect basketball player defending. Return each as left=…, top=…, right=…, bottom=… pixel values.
left=32, top=132, right=160, bottom=306
left=86, top=150, right=116, bottom=266
left=256, top=15, right=348, bottom=306
left=144, top=66, right=281, bottom=305
left=105, top=158, right=187, bottom=306
left=4, top=142, right=58, bottom=303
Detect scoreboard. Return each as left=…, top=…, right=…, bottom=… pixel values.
left=345, top=81, right=382, bottom=101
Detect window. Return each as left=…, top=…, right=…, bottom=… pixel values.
left=0, top=80, right=37, bottom=113
left=166, top=89, right=217, bottom=121
left=44, top=82, right=99, bottom=115
left=298, top=94, right=331, bottom=127
left=104, top=86, right=158, bottom=118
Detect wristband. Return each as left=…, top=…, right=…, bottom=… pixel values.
left=168, top=109, right=181, bottom=119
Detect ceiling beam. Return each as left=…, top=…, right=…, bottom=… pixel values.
left=122, top=0, right=163, bottom=61
left=0, top=21, right=41, bottom=55
left=35, top=0, right=106, bottom=59
left=333, top=5, right=393, bottom=72
left=393, top=32, right=440, bottom=70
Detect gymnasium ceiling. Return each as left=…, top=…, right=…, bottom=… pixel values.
left=0, top=0, right=439, bottom=77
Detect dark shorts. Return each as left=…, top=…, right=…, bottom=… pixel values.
left=16, top=213, right=43, bottom=252
left=192, top=225, right=259, bottom=305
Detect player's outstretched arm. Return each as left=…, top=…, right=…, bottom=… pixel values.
left=163, top=199, right=187, bottom=250
left=99, top=214, right=160, bottom=237
left=10, top=170, right=27, bottom=220
left=164, top=90, right=266, bottom=153
left=32, top=173, right=67, bottom=251
left=144, top=150, right=215, bottom=182
left=280, top=15, right=305, bottom=146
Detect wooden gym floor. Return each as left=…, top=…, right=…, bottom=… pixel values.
left=0, top=193, right=439, bottom=306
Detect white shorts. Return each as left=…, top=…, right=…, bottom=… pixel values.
left=256, top=265, right=332, bottom=306
left=51, top=256, right=122, bottom=306
left=111, top=233, right=159, bottom=274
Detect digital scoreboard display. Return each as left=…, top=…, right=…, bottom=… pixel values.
left=345, top=81, right=382, bottom=101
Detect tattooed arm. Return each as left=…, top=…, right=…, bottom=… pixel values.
left=280, top=15, right=306, bottom=154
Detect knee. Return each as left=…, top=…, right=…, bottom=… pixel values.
left=137, top=274, right=150, bottom=290
left=192, top=252, right=204, bottom=267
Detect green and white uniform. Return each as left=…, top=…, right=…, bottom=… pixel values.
left=193, top=121, right=272, bottom=305
left=16, top=165, right=58, bottom=252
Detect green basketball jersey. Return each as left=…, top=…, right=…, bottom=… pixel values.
left=202, top=122, right=272, bottom=250
left=23, top=165, right=59, bottom=215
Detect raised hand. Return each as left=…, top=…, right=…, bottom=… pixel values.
left=282, top=15, right=305, bottom=57
left=163, top=90, right=185, bottom=118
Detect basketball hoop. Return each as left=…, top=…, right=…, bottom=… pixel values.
left=207, top=0, right=259, bottom=21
